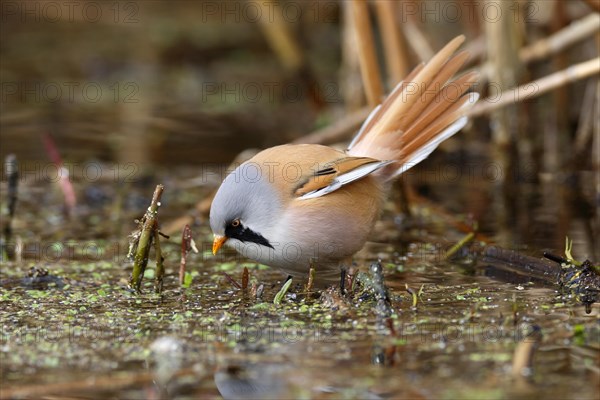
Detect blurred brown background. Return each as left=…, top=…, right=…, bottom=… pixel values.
left=1, top=0, right=599, bottom=257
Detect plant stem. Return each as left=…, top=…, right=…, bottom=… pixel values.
left=129, top=184, right=164, bottom=292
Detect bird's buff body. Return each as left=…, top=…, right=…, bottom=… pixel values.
left=211, top=144, right=385, bottom=281
left=210, top=36, right=479, bottom=282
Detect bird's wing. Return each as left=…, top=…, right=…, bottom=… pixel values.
left=346, top=35, right=479, bottom=180
left=295, top=157, right=392, bottom=200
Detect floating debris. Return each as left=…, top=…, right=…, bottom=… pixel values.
left=544, top=238, right=600, bottom=313
left=557, top=259, right=599, bottom=314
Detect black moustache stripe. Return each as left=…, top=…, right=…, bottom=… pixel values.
left=225, top=224, right=274, bottom=249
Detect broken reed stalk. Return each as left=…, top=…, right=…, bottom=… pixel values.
left=253, top=0, right=303, bottom=72
left=402, top=19, right=434, bottom=61
left=375, top=0, right=409, bottom=83
left=469, top=57, right=600, bottom=117
left=129, top=184, right=164, bottom=292
left=305, top=265, right=315, bottom=293
left=242, top=267, right=249, bottom=290
left=350, top=0, right=384, bottom=107
left=341, top=1, right=366, bottom=111
left=594, top=79, right=600, bottom=232
left=179, top=224, right=193, bottom=285
left=286, top=15, right=599, bottom=150
left=521, top=14, right=600, bottom=64
left=3, top=154, right=18, bottom=253
left=484, top=0, right=524, bottom=177
left=574, top=79, right=599, bottom=157
left=374, top=0, right=412, bottom=216
left=476, top=14, right=600, bottom=83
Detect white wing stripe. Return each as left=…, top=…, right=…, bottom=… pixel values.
left=299, top=160, right=392, bottom=200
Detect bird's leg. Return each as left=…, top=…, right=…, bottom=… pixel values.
left=339, top=267, right=347, bottom=295
left=339, top=257, right=355, bottom=296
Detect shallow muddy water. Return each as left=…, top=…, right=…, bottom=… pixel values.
left=1, top=167, right=598, bottom=399
left=1, top=1, right=599, bottom=398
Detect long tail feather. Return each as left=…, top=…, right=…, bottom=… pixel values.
left=347, top=35, right=479, bottom=180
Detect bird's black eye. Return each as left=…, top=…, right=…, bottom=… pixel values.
left=231, top=219, right=240, bottom=227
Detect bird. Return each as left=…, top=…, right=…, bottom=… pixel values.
left=210, top=35, right=479, bottom=283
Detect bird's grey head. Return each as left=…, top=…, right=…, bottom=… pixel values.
left=209, top=162, right=281, bottom=248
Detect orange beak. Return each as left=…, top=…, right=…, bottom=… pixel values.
left=212, top=235, right=228, bottom=255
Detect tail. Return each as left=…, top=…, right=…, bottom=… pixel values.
left=347, top=35, right=479, bottom=179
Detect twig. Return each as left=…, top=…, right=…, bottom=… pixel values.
left=445, top=232, right=476, bottom=260
left=469, top=57, right=600, bottom=117
left=350, top=0, right=384, bottom=107
left=475, top=14, right=600, bottom=83
left=2, top=154, right=18, bottom=256
left=482, top=246, right=560, bottom=281
left=129, top=184, right=164, bottom=292
left=520, top=14, right=600, bottom=64
left=543, top=252, right=568, bottom=265
left=179, top=224, right=193, bottom=285
left=223, top=272, right=241, bottom=290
